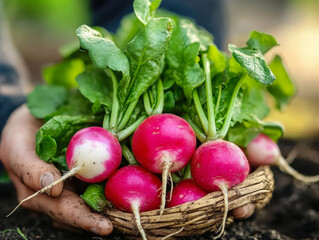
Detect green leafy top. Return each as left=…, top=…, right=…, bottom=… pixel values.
left=27, top=0, right=295, bottom=173
left=76, top=25, right=130, bottom=78
left=133, top=0, right=162, bottom=24
left=247, top=31, right=278, bottom=54
left=229, top=44, right=276, bottom=85
left=268, top=55, right=296, bottom=109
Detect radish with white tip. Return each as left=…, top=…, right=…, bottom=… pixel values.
left=7, top=126, right=122, bottom=216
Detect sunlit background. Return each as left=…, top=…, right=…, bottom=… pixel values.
left=3, top=0, right=319, bottom=139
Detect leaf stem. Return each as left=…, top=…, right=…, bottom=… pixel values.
left=143, top=92, right=153, bottom=116
left=219, top=74, right=246, bottom=139
left=102, top=113, right=110, bottom=130
left=149, top=87, right=155, bottom=107
left=193, top=89, right=208, bottom=135
left=184, top=114, right=206, bottom=143
left=215, top=85, right=222, bottom=113
left=117, top=99, right=139, bottom=131
left=121, top=143, right=138, bottom=165
left=108, top=70, right=119, bottom=133
left=152, top=79, right=164, bottom=115
left=117, top=115, right=147, bottom=141
left=203, top=54, right=217, bottom=140
left=182, top=163, right=192, bottom=180
left=171, top=173, right=182, bottom=184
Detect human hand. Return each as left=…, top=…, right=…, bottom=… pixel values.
left=0, top=105, right=113, bottom=236
left=232, top=203, right=255, bottom=219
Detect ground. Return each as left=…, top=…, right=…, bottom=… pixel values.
left=1, top=139, right=319, bottom=240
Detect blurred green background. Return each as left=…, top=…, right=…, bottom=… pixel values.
left=2, top=0, right=319, bottom=139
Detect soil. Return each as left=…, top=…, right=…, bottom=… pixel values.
left=1, top=139, right=319, bottom=240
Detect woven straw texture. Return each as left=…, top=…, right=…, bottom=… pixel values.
left=104, top=166, right=274, bottom=239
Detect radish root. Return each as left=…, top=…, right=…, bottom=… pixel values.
left=160, top=160, right=173, bottom=216
left=161, top=226, right=185, bottom=240
left=286, top=145, right=299, bottom=164
left=213, top=184, right=229, bottom=239
left=131, top=202, right=147, bottom=240
left=168, top=171, right=173, bottom=202
left=7, top=165, right=81, bottom=217
left=276, top=156, right=319, bottom=184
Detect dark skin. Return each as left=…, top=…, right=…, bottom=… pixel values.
left=0, top=105, right=254, bottom=236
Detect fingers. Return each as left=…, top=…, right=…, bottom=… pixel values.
left=0, top=105, right=63, bottom=197
left=232, top=203, right=255, bottom=219
left=9, top=173, right=113, bottom=236
left=53, top=221, right=83, bottom=233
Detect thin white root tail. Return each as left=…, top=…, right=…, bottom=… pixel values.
left=277, top=156, right=319, bottom=184
left=168, top=171, right=173, bottom=202
left=131, top=202, right=148, bottom=240
left=286, top=145, right=299, bottom=164
left=213, top=184, right=229, bottom=240
left=160, top=161, right=173, bottom=216
left=6, top=166, right=81, bottom=217
left=161, top=226, right=185, bottom=240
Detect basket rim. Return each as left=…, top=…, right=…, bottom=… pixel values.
left=104, top=165, right=274, bottom=238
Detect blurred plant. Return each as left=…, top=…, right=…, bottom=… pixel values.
left=4, top=0, right=90, bottom=42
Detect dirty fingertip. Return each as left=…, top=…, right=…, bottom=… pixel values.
left=94, top=217, right=113, bottom=236
left=40, top=172, right=63, bottom=197
left=233, top=203, right=255, bottom=219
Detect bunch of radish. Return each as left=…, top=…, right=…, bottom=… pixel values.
left=15, top=0, right=319, bottom=239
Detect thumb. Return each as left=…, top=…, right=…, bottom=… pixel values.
left=12, top=155, right=63, bottom=197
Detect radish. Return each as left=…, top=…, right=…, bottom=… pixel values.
left=246, top=133, right=319, bottom=183
left=187, top=54, right=250, bottom=238
left=65, top=127, right=121, bottom=182
left=191, top=140, right=250, bottom=238
left=167, top=178, right=207, bottom=208
left=8, top=126, right=122, bottom=216
left=105, top=165, right=161, bottom=240
left=132, top=113, right=197, bottom=214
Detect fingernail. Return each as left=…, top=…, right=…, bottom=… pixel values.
left=40, top=172, right=54, bottom=195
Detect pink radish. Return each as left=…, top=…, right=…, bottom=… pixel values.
left=105, top=165, right=161, bottom=240
left=246, top=133, right=319, bottom=183
left=65, top=127, right=121, bottom=182
left=191, top=139, right=250, bottom=239
left=132, top=114, right=197, bottom=214
left=8, top=126, right=122, bottom=216
left=167, top=178, right=207, bottom=208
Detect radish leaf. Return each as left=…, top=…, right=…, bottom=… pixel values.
left=81, top=183, right=109, bottom=212
left=122, top=17, right=173, bottom=104
left=229, top=44, right=275, bottom=85
left=246, top=31, right=278, bottom=54
left=27, top=85, right=68, bottom=119
left=76, top=25, right=130, bottom=81
left=36, top=115, right=98, bottom=161
left=133, top=0, right=162, bottom=25
left=268, top=55, right=296, bottom=110
left=76, top=67, right=113, bottom=109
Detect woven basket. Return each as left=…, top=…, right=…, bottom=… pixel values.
left=104, top=166, right=274, bottom=239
